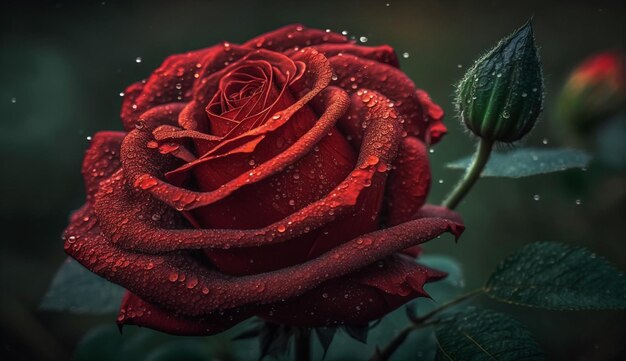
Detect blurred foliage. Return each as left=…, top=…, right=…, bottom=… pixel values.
left=2, top=0, right=626, bottom=360
left=447, top=147, right=591, bottom=178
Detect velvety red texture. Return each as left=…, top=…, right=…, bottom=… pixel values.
left=64, top=24, right=462, bottom=335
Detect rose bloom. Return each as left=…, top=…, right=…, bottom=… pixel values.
left=64, top=25, right=463, bottom=335
left=557, top=51, right=625, bottom=133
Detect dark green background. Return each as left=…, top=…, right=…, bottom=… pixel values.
left=1, top=0, right=625, bottom=360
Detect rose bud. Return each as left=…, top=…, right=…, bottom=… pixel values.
left=556, top=51, right=625, bottom=134
left=64, top=25, right=464, bottom=336
left=457, top=20, right=544, bottom=143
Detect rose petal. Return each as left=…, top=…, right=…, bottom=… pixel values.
left=261, top=255, right=445, bottom=326
left=118, top=292, right=250, bottom=336
left=329, top=54, right=441, bottom=142
left=414, top=204, right=464, bottom=225
left=243, top=24, right=347, bottom=52
left=287, top=43, right=399, bottom=68
left=385, top=136, right=431, bottom=226
left=82, top=131, right=125, bottom=202
left=416, top=89, right=446, bottom=144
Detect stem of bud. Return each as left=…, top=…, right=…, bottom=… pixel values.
left=443, top=139, right=494, bottom=209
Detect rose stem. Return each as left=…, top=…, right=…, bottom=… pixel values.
left=368, top=289, right=483, bottom=361
left=294, top=328, right=311, bottom=361
left=442, top=139, right=494, bottom=210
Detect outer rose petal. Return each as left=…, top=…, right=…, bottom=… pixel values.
left=414, top=204, right=464, bottom=225
left=329, top=54, right=446, bottom=144
left=81, top=131, right=125, bottom=202
left=285, top=43, right=399, bottom=68
left=385, top=136, right=431, bottom=226
left=416, top=89, right=446, bottom=144
left=118, top=292, right=250, bottom=336
left=243, top=24, right=348, bottom=51
left=260, top=255, right=445, bottom=326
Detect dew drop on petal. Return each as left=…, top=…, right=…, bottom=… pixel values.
left=402, top=52, right=410, bottom=58
left=135, top=57, right=142, bottom=63
left=533, top=194, right=541, bottom=201
left=186, top=277, right=198, bottom=289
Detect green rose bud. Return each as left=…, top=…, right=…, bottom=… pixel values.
left=457, top=20, right=544, bottom=143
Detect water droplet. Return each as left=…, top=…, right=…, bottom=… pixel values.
left=186, top=277, right=198, bottom=289
left=322, top=293, right=329, bottom=299
left=542, top=138, right=549, bottom=145
left=201, top=287, right=210, bottom=294
left=457, top=64, right=463, bottom=68
left=438, top=179, right=444, bottom=184
left=135, top=57, right=143, bottom=63
left=86, top=136, right=92, bottom=141
left=272, top=114, right=281, bottom=120
left=168, top=272, right=179, bottom=282
left=496, top=73, right=502, bottom=78
left=429, top=148, right=435, bottom=154
left=248, top=159, right=256, bottom=166
left=134, top=174, right=158, bottom=190
left=521, top=92, right=528, bottom=97
left=359, top=36, right=368, bottom=43
left=119, top=92, right=125, bottom=97
left=575, top=199, right=582, bottom=205
left=10, top=97, right=17, bottom=103
left=288, top=199, right=295, bottom=206
left=533, top=194, right=541, bottom=201
left=402, top=52, right=410, bottom=59
left=277, top=225, right=286, bottom=233
left=341, top=30, right=348, bottom=36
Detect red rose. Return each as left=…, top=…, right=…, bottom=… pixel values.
left=64, top=24, right=463, bottom=335
left=557, top=51, right=626, bottom=133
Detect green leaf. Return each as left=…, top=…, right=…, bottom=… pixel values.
left=435, top=308, right=543, bottom=361
left=485, top=242, right=626, bottom=310
left=446, top=148, right=591, bottom=178
left=40, top=258, right=125, bottom=314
